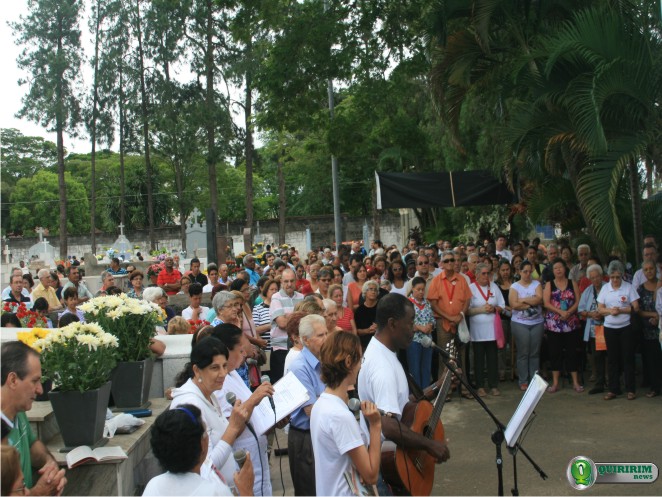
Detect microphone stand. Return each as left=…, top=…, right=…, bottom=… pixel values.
left=434, top=349, right=547, bottom=496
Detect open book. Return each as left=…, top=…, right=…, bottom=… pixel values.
left=66, top=445, right=127, bottom=469
left=251, top=372, right=310, bottom=436
left=504, top=373, right=548, bottom=447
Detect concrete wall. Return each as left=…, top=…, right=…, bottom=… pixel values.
left=4, top=212, right=405, bottom=262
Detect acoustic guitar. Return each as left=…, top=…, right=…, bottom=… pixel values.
left=381, top=341, right=456, bottom=496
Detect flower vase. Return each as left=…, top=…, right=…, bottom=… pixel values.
left=110, top=359, right=155, bottom=408
left=49, top=381, right=111, bottom=448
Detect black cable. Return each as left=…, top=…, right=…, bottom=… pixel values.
left=244, top=422, right=264, bottom=497
left=274, top=421, right=285, bottom=496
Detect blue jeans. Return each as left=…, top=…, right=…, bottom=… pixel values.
left=407, top=340, right=433, bottom=388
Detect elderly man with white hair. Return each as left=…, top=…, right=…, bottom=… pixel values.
left=30, top=269, right=62, bottom=311
left=287, top=314, right=329, bottom=496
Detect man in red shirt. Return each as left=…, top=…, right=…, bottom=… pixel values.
left=157, top=256, right=182, bottom=296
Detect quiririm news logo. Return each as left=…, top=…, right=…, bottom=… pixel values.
left=567, top=456, right=659, bottom=490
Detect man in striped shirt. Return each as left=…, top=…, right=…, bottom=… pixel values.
left=269, top=268, right=303, bottom=384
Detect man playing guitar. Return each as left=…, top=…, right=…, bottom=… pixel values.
left=357, top=293, right=450, bottom=495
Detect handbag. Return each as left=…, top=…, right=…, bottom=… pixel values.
left=457, top=313, right=470, bottom=344
left=494, top=313, right=505, bottom=349
left=594, top=324, right=607, bottom=351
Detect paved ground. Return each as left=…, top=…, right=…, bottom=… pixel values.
left=268, top=379, right=661, bottom=496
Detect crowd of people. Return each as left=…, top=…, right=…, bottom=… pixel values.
left=1, top=234, right=661, bottom=496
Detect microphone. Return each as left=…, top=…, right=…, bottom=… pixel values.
left=246, top=357, right=258, bottom=366
left=233, top=449, right=247, bottom=469
left=420, top=336, right=452, bottom=360
left=226, top=392, right=257, bottom=437
left=261, top=375, right=276, bottom=411
left=348, top=397, right=394, bottom=418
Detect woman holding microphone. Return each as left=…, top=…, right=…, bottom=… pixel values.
left=311, top=332, right=382, bottom=495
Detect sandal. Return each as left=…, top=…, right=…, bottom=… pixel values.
left=461, top=391, right=473, bottom=400
left=477, top=388, right=487, bottom=397
left=627, top=392, right=636, bottom=401
left=604, top=392, right=617, bottom=400
left=645, top=391, right=659, bottom=398
left=574, top=385, right=585, bottom=393
left=520, top=383, right=528, bottom=391
left=546, top=385, right=559, bottom=393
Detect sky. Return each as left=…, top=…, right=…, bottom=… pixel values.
left=0, top=0, right=249, bottom=156
left=1, top=0, right=94, bottom=153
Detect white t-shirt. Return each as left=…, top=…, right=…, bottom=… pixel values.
left=468, top=282, right=505, bottom=341
left=142, top=471, right=232, bottom=496
left=510, top=281, right=544, bottom=325
left=496, top=249, right=513, bottom=262
left=597, top=281, right=640, bottom=329
left=389, top=283, right=408, bottom=297
left=632, top=266, right=662, bottom=289
left=202, top=283, right=216, bottom=293
left=284, top=348, right=302, bottom=375
left=182, top=306, right=210, bottom=320
left=311, top=393, right=365, bottom=496
left=170, top=380, right=236, bottom=491
left=357, top=337, right=409, bottom=442
left=216, top=371, right=271, bottom=497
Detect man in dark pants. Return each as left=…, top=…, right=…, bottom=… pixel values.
left=287, top=314, right=329, bottom=495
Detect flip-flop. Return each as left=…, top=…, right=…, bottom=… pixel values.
left=574, top=385, right=584, bottom=393
left=546, top=385, right=559, bottom=393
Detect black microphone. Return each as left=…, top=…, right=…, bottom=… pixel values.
left=260, top=374, right=276, bottom=411
left=348, top=397, right=394, bottom=418
left=420, top=336, right=452, bottom=360
left=234, top=449, right=247, bottom=468
left=226, top=392, right=258, bottom=438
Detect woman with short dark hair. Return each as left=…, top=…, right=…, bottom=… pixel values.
left=127, top=270, right=145, bottom=299
left=170, top=337, right=250, bottom=493
left=143, top=404, right=254, bottom=496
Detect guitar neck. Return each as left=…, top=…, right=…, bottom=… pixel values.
left=427, top=362, right=454, bottom=438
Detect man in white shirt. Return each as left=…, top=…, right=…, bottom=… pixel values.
left=1, top=268, right=31, bottom=302
left=495, top=235, right=512, bottom=262
left=357, top=293, right=449, bottom=493
left=202, top=264, right=220, bottom=293
left=631, top=243, right=660, bottom=289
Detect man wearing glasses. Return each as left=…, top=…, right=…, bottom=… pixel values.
left=427, top=251, right=472, bottom=392
left=1, top=342, right=66, bottom=495
left=403, top=255, right=435, bottom=298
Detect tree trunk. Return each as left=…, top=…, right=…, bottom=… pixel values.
left=135, top=0, right=155, bottom=250
left=244, top=58, right=254, bottom=251
left=119, top=63, right=126, bottom=227
left=205, top=0, right=218, bottom=230
left=645, top=157, right=653, bottom=198
left=56, top=19, right=67, bottom=259
left=629, top=159, right=643, bottom=267
left=278, top=155, right=286, bottom=245
left=90, top=1, right=101, bottom=254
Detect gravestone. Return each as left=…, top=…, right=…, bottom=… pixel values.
left=28, top=229, right=56, bottom=267
left=186, top=208, right=207, bottom=258
left=113, top=223, right=132, bottom=260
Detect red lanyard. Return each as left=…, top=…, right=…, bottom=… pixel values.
left=474, top=283, right=491, bottom=302
left=443, top=277, right=456, bottom=303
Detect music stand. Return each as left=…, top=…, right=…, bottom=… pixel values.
left=503, top=373, right=548, bottom=495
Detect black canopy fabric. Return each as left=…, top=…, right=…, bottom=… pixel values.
left=375, top=170, right=516, bottom=209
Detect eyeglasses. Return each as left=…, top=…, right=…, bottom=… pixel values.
left=443, top=259, right=455, bottom=263
left=417, top=261, right=427, bottom=265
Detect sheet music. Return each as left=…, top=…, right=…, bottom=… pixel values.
left=251, top=371, right=310, bottom=436
left=504, top=373, right=548, bottom=447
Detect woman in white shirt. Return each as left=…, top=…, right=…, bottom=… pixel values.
left=143, top=404, right=253, bottom=496
left=467, top=263, right=505, bottom=397
left=170, top=337, right=251, bottom=493
left=213, top=324, right=275, bottom=496
left=597, top=260, right=640, bottom=401
left=508, top=260, right=544, bottom=391
left=310, top=331, right=382, bottom=496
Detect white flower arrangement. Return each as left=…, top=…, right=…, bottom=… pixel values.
left=34, top=322, right=119, bottom=392
left=81, top=294, right=163, bottom=362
